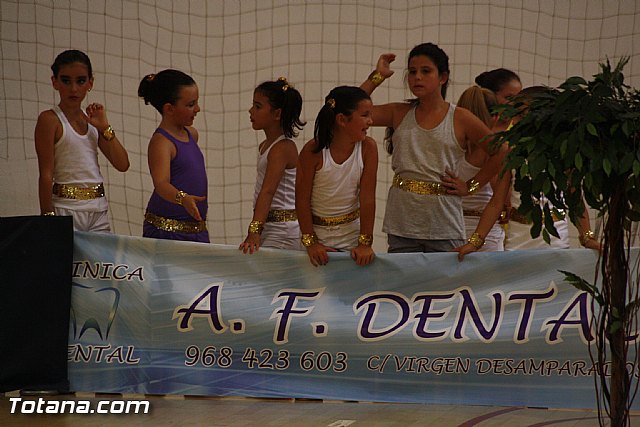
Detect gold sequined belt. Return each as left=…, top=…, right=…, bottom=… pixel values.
left=52, top=183, right=105, bottom=200
left=392, top=174, right=447, bottom=196
left=266, top=209, right=298, bottom=222
left=144, top=211, right=207, bottom=234
left=312, top=208, right=360, bottom=226
left=509, top=207, right=565, bottom=225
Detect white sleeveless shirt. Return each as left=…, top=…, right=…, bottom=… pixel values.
left=310, top=141, right=363, bottom=250
left=311, top=141, right=363, bottom=217
left=51, top=105, right=107, bottom=211
left=253, top=135, right=301, bottom=250
left=253, top=135, right=296, bottom=210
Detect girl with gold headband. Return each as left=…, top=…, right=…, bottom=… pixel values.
left=296, top=86, right=378, bottom=266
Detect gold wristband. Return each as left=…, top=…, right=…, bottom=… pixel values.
left=579, top=230, right=595, bottom=246
left=101, top=125, right=115, bottom=141
left=175, top=190, right=188, bottom=206
left=301, top=233, right=318, bottom=247
left=248, top=220, right=264, bottom=234
left=466, top=178, right=480, bottom=195
left=358, top=234, right=373, bottom=246
left=368, top=71, right=385, bottom=87
left=468, top=232, right=485, bottom=249
left=42, top=211, right=56, bottom=216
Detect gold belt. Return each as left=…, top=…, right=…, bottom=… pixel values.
left=312, top=209, right=360, bottom=226
left=144, top=211, right=207, bottom=234
left=509, top=207, right=565, bottom=225
left=266, top=209, right=298, bottom=222
left=392, top=174, right=447, bottom=196
left=52, top=183, right=105, bottom=200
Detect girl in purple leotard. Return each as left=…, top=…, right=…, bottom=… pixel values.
left=138, top=69, right=209, bottom=243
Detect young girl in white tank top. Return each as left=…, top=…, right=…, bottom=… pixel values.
left=296, top=86, right=378, bottom=267
left=240, top=78, right=305, bottom=253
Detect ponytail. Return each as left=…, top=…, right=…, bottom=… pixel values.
left=313, top=86, right=371, bottom=153
left=255, top=78, right=306, bottom=138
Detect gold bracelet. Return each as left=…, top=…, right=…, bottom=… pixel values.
left=301, top=233, right=318, bottom=247
left=579, top=230, right=595, bottom=246
left=466, top=178, right=480, bottom=195
left=358, top=234, right=373, bottom=246
left=42, top=211, right=56, bottom=216
left=248, top=220, right=264, bottom=234
left=101, top=125, right=115, bottom=141
left=175, top=190, right=188, bottom=206
left=368, top=71, right=385, bottom=87
left=468, top=232, right=485, bottom=249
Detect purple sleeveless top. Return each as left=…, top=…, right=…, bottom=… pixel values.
left=144, top=127, right=209, bottom=242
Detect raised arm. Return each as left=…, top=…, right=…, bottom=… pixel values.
left=360, top=53, right=396, bottom=95
left=86, top=103, right=129, bottom=172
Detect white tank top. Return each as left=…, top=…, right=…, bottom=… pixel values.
left=51, top=106, right=106, bottom=211
left=253, top=135, right=296, bottom=211
left=52, top=105, right=103, bottom=185
left=311, top=141, right=363, bottom=218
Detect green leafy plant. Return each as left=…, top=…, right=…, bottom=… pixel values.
left=497, top=58, right=640, bottom=426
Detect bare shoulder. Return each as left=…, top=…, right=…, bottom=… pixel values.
left=187, top=126, right=199, bottom=142
left=361, top=136, right=378, bottom=151
left=453, top=105, right=486, bottom=129
left=391, top=101, right=413, bottom=113
left=300, top=138, right=320, bottom=154
left=272, top=137, right=298, bottom=153
left=453, top=105, right=474, bottom=121
left=148, top=131, right=175, bottom=154
left=36, top=109, right=60, bottom=127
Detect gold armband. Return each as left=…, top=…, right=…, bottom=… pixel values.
left=175, top=190, right=188, bottom=206
left=468, top=232, right=485, bottom=249
left=301, top=233, right=318, bottom=247
left=579, top=230, right=596, bottom=246
left=248, top=220, right=264, bottom=234
left=101, top=125, right=115, bottom=141
left=368, top=71, right=385, bottom=87
left=42, top=211, right=56, bottom=216
left=358, top=234, right=373, bottom=246
left=466, top=178, right=480, bottom=195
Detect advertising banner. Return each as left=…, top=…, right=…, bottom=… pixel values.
left=68, top=232, right=639, bottom=409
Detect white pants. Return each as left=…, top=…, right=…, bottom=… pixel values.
left=505, top=218, right=569, bottom=250
left=54, top=207, right=111, bottom=233
left=464, top=217, right=505, bottom=252
left=261, top=221, right=302, bottom=250
left=315, top=220, right=360, bottom=251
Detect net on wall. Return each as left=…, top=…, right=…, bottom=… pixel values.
left=1, top=0, right=638, bottom=249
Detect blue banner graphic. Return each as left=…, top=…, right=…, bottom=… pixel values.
left=68, top=232, right=639, bottom=409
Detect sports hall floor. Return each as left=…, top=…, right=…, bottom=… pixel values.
left=2, top=390, right=637, bottom=426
